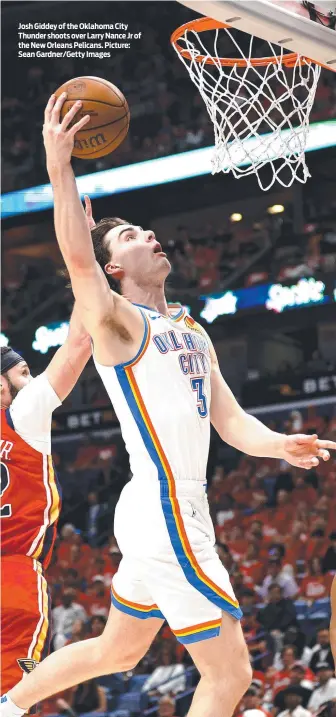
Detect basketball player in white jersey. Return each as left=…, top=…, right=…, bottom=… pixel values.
left=3, top=93, right=336, bottom=717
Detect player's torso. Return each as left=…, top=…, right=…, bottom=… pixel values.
left=94, top=305, right=211, bottom=483
left=0, top=409, right=61, bottom=568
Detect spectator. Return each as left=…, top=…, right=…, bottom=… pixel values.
left=274, top=663, right=314, bottom=712
left=185, top=123, right=205, bottom=147
left=216, top=542, right=238, bottom=575
left=258, top=559, right=299, bottom=601
left=142, top=643, right=186, bottom=697
left=308, top=663, right=336, bottom=712
left=52, top=588, right=87, bottom=649
left=300, top=558, right=330, bottom=602
left=89, top=615, right=107, bottom=637
left=68, top=618, right=87, bottom=644
left=241, top=588, right=258, bottom=610
left=322, top=532, right=336, bottom=573
left=291, top=476, right=317, bottom=508
left=86, top=555, right=107, bottom=585
left=86, top=491, right=106, bottom=548
left=241, top=544, right=264, bottom=588
left=58, top=523, right=77, bottom=562
left=258, top=584, right=297, bottom=638
left=238, top=685, right=272, bottom=717
left=158, top=694, right=178, bottom=717
left=102, top=545, right=122, bottom=587
left=56, top=678, right=107, bottom=715
left=83, top=576, right=111, bottom=618
left=243, top=710, right=270, bottom=717
left=277, top=687, right=312, bottom=717
left=64, top=543, right=88, bottom=577
left=310, top=628, right=334, bottom=673
left=277, top=626, right=313, bottom=669
left=272, top=647, right=301, bottom=697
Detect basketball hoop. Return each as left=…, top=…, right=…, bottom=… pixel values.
left=171, top=17, right=322, bottom=190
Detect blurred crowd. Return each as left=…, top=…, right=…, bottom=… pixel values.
left=37, top=404, right=336, bottom=716
left=2, top=205, right=336, bottom=333
left=2, top=2, right=336, bottom=193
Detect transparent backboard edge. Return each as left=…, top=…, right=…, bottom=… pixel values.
left=177, top=0, right=336, bottom=69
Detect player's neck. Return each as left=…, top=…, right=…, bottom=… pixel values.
left=123, top=281, right=169, bottom=316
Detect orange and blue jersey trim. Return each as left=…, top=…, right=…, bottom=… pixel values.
left=133, top=303, right=185, bottom=322
left=173, top=617, right=222, bottom=644
left=115, top=364, right=243, bottom=625
left=111, top=585, right=164, bottom=620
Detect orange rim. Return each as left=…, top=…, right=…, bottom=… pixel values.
left=171, top=16, right=314, bottom=68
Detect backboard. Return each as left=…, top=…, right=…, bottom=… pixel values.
left=177, top=0, right=336, bottom=70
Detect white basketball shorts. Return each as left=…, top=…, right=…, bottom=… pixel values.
left=111, top=478, right=242, bottom=644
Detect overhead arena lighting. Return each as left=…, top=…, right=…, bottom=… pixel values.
left=0, top=333, right=9, bottom=347
left=1, top=120, right=335, bottom=219
left=268, top=204, right=285, bottom=214
left=230, top=213, right=243, bottom=222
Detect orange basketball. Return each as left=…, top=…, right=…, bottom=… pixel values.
left=54, top=76, right=130, bottom=159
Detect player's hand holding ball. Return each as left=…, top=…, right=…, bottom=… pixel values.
left=43, top=93, right=90, bottom=176
left=43, top=76, right=130, bottom=177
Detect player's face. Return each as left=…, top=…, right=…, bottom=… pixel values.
left=0, top=361, right=32, bottom=406
left=105, top=224, right=171, bottom=287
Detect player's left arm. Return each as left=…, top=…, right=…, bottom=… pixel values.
left=330, top=576, right=336, bottom=675
left=208, top=339, right=336, bottom=469
left=9, top=305, right=90, bottom=454
left=45, top=302, right=91, bottom=402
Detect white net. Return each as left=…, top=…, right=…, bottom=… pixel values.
left=172, top=24, right=321, bottom=191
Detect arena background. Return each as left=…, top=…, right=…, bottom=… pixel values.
left=1, top=1, right=336, bottom=716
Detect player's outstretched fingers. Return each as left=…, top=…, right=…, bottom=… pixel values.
left=317, top=449, right=330, bottom=461
left=44, top=94, right=56, bottom=123
left=60, top=101, right=83, bottom=131
left=84, top=195, right=96, bottom=229
left=68, top=114, right=91, bottom=135
left=84, top=195, right=91, bottom=213
left=316, top=439, right=336, bottom=451
left=300, top=456, right=319, bottom=470
left=51, top=92, right=68, bottom=124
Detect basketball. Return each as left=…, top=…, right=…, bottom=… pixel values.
left=54, top=76, right=130, bottom=160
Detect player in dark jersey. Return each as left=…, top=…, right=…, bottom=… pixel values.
left=1, top=305, right=91, bottom=698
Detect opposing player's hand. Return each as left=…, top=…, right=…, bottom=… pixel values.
left=282, top=433, right=336, bottom=470
left=43, top=93, right=90, bottom=171
left=84, top=195, right=96, bottom=229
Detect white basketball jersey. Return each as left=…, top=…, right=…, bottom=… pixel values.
left=93, top=304, right=211, bottom=484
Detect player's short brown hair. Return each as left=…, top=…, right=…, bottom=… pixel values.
left=91, top=217, right=129, bottom=294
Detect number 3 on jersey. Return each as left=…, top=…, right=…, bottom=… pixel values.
left=1, top=462, right=12, bottom=518
left=191, top=377, right=208, bottom=418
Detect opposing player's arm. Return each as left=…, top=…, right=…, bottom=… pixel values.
left=330, top=576, right=336, bottom=674
left=208, top=338, right=335, bottom=468
left=45, top=303, right=91, bottom=402
left=43, top=93, right=143, bottom=351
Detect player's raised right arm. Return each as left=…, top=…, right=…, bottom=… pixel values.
left=43, top=93, right=114, bottom=333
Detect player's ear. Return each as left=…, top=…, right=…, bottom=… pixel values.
left=105, top=262, right=124, bottom=281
